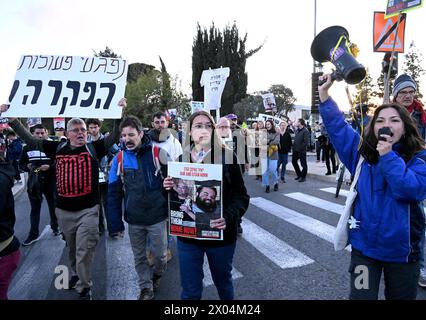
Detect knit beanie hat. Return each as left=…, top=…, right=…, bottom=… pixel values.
left=392, top=74, right=417, bottom=97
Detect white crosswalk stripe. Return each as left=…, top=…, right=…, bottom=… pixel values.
left=203, top=256, right=243, bottom=287
left=251, top=197, right=334, bottom=244
left=241, top=218, right=314, bottom=268
left=283, top=192, right=345, bottom=215
left=320, top=187, right=350, bottom=198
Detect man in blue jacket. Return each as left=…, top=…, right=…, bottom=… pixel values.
left=108, top=115, right=168, bottom=301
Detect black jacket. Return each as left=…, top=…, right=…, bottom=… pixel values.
left=278, top=130, right=293, bottom=154
left=0, top=160, right=20, bottom=256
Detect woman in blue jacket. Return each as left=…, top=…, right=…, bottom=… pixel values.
left=318, top=74, right=426, bottom=300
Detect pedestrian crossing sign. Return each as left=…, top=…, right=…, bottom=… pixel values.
left=373, top=11, right=406, bottom=53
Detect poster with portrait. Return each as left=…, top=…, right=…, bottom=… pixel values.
left=262, top=93, right=277, bottom=113
left=26, top=117, right=42, bottom=128
left=0, top=117, right=9, bottom=130
left=168, top=162, right=223, bottom=240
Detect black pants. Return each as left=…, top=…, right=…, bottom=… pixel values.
left=11, top=160, right=21, bottom=181
left=349, top=249, right=419, bottom=300
left=28, top=177, right=58, bottom=236
left=292, top=151, right=307, bottom=178
left=99, top=183, right=108, bottom=231
left=323, top=144, right=337, bottom=173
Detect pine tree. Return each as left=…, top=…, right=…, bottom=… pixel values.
left=402, top=41, right=425, bottom=98
left=353, top=71, right=376, bottom=105
left=192, top=22, right=263, bottom=116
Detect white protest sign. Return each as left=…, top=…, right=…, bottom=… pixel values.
left=257, top=113, right=282, bottom=127
left=4, top=55, right=128, bottom=118
left=190, top=101, right=206, bottom=114
left=26, top=118, right=42, bottom=128
left=200, top=67, right=230, bottom=110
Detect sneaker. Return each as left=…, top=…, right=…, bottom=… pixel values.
left=294, top=176, right=301, bottom=180
left=22, top=234, right=40, bottom=246
left=298, top=177, right=306, bottom=182
left=265, top=186, right=270, bottom=193
left=167, top=248, right=173, bottom=262
left=109, top=231, right=124, bottom=239
left=325, top=171, right=332, bottom=175
left=79, top=287, right=92, bottom=300
left=153, top=274, right=162, bottom=291
left=68, top=275, right=79, bottom=290
left=138, top=288, right=154, bottom=300
left=274, top=183, right=279, bottom=191
left=418, top=269, right=426, bottom=288
left=280, top=178, right=286, bottom=183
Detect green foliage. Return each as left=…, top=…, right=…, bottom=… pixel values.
left=264, top=84, right=296, bottom=117
left=233, top=94, right=263, bottom=120
left=192, top=22, right=263, bottom=116
left=402, top=42, right=425, bottom=98
left=354, top=71, right=376, bottom=105
left=93, top=46, right=121, bottom=58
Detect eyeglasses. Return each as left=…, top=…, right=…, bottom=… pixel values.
left=218, top=126, right=230, bottom=129
left=399, top=90, right=416, bottom=96
left=68, top=127, right=87, bottom=134
left=192, top=123, right=213, bottom=130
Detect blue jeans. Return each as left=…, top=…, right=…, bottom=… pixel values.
left=277, top=153, right=288, bottom=180
left=262, top=159, right=278, bottom=186
left=419, top=202, right=425, bottom=270
left=177, top=239, right=236, bottom=300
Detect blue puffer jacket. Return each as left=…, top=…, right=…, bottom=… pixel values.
left=107, top=135, right=167, bottom=233
left=320, top=97, right=426, bottom=263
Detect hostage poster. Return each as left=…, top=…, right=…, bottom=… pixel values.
left=168, top=162, right=223, bottom=240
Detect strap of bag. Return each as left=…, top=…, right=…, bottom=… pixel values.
left=350, top=156, right=364, bottom=192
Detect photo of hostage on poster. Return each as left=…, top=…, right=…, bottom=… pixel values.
left=168, top=162, right=223, bottom=240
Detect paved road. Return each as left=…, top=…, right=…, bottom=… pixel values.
left=9, top=171, right=426, bottom=300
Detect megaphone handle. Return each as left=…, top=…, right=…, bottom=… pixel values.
left=318, top=72, right=337, bottom=86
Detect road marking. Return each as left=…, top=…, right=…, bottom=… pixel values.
left=240, top=218, right=314, bottom=268
left=250, top=197, right=350, bottom=251
left=283, top=192, right=344, bottom=215
left=8, top=225, right=65, bottom=300
left=320, top=187, right=350, bottom=198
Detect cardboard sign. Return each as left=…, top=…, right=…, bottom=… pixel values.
left=200, top=67, right=230, bottom=110
left=4, top=55, right=128, bottom=118
left=385, top=0, right=422, bottom=18
left=373, top=11, right=406, bottom=53
left=262, top=93, right=277, bottom=113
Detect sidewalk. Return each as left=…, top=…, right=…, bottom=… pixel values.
left=285, top=152, right=338, bottom=183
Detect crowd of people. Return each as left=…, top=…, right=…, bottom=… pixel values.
left=0, top=72, right=426, bottom=301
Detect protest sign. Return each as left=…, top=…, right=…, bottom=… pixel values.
left=373, top=11, right=406, bottom=52
left=190, top=101, right=206, bottom=114
left=168, top=162, right=223, bottom=240
left=26, top=118, right=42, bottom=128
left=4, top=55, right=128, bottom=118
left=385, top=0, right=422, bottom=18
left=0, top=117, right=9, bottom=130
left=200, top=67, right=230, bottom=110
left=262, top=93, right=277, bottom=113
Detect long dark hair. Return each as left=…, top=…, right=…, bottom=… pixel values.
left=359, top=103, right=425, bottom=163
left=265, top=120, right=276, bottom=134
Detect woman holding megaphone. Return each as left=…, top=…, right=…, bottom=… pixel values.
left=318, top=74, right=426, bottom=300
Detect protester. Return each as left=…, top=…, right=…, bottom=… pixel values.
left=261, top=120, right=280, bottom=192
left=86, top=118, right=120, bottom=237
left=393, top=74, right=426, bottom=141
left=277, top=121, right=292, bottom=183
left=163, top=110, right=249, bottom=300
left=108, top=115, right=168, bottom=300
left=0, top=156, right=20, bottom=300
left=5, top=131, right=22, bottom=184
left=1, top=99, right=125, bottom=300
left=319, top=74, right=426, bottom=300
left=291, top=118, right=309, bottom=182
left=20, top=124, right=59, bottom=246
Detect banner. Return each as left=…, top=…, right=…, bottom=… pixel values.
left=200, top=67, right=230, bottom=110
left=261, top=93, right=277, bottom=113
left=168, top=162, right=223, bottom=240
left=4, top=55, right=128, bottom=118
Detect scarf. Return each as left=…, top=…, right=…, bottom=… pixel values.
left=407, top=100, right=426, bottom=125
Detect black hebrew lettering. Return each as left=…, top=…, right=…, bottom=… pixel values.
left=17, top=55, right=33, bottom=71
left=94, top=58, right=107, bottom=73
left=59, top=97, right=68, bottom=115
left=80, top=82, right=96, bottom=107
left=51, top=56, right=64, bottom=70
left=8, top=80, right=20, bottom=103
left=107, top=59, right=119, bottom=74
left=63, top=56, right=73, bottom=70
left=38, top=56, right=49, bottom=69
left=112, top=60, right=127, bottom=81
left=99, top=83, right=116, bottom=109
left=66, top=81, right=80, bottom=105
left=26, top=80, right=42, bottom=104
left=31, top=56, right=39, bottom=69
left=81, top=57, right=94, bottom=73
left=48, top=80, right=63, bottom=105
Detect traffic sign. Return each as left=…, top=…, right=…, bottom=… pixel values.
left=373, top=11, right=406, bottom=53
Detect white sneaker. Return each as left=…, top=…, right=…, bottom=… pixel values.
left=418, top=268, right=426, bottom=288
